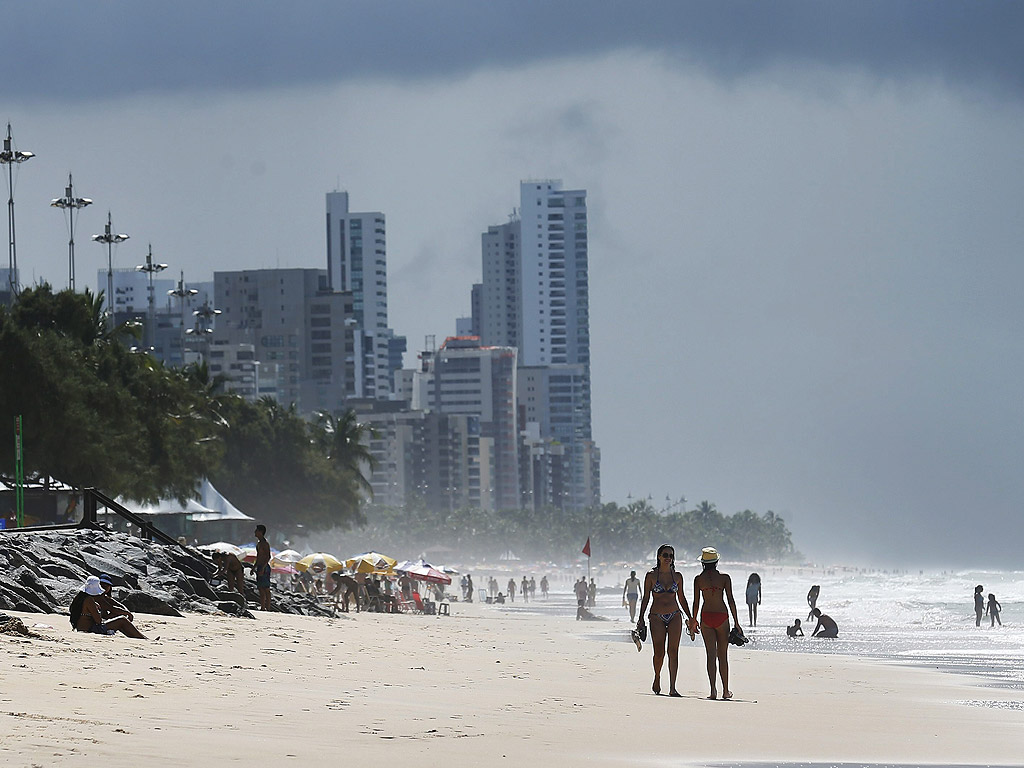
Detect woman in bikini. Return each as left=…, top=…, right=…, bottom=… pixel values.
left=636, top=544, right=696, bottom=696
left=692, top=547, right=741, bottom=700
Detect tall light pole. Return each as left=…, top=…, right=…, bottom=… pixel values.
left=50, top=174, right=92, bottom=291
left=135, top=245, right=167, bottom=351
left=0, top=124, right=34, bottom=297
left=92, top=212, right=129, bottom=332
left=168, top=271, right=197, bottom=364
left=186, top=299, right=221, bottom=364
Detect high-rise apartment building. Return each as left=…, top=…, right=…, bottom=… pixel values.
left=430, top=336, right=519, bottom=511
left=475, top=180, right=599, bottom=511
left=213, top=268, right=355, bottom=416
left=325, top=191, right=406, bottom=399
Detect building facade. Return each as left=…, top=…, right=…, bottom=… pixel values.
left=325, top=191, right=406, bottom=399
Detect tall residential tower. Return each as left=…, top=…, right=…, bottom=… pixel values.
left=326, top=191, right=406, bottom=399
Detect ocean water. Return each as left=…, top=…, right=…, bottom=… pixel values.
left=476, top=566, right=1024, bottom=691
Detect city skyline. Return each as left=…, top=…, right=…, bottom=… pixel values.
left=3, top=3, right=1024, bottom=566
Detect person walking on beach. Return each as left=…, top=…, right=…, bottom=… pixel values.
left=986, top=593, right=1002, bottom=627
left=465, top=574, right=473, bottom=602
left=521, top=576, right=530, bottom=603
left=810, top=608, right=839, bottom=638
left=529, top=576, right=536, bottom=599
left=974, top=585, right=985, bottom=627
left=636, top=544, right=696, bottom=697
left=623, top=570, right=642, bottom=622
left=507, top=577, right=516, bottom=603
left=540, top=575, right=549, bottom=599
left=588, top=578, right=597, bottom=608
left=807, top=585, right=820, bottom=621
left=692, top=546, right=741, bottom=700
left=254, top=525, right=272, bottom=611
left=574, top=577, right=588, bottom=610
left=745, top=573, right=762, bottom=627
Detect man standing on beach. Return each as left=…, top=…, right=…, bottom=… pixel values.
left=254, top=525, right=272, bottom=611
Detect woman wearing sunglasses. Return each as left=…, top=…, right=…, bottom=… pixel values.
left=636, top=543, right=696, bottom=696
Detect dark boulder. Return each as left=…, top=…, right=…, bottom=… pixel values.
left=122, top=590, right=183, bottom=617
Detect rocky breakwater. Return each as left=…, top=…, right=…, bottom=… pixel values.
left=0, top=529, right=332, bottom=620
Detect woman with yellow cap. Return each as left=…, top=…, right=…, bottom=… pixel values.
left=692, top=546, right=742, bottom=700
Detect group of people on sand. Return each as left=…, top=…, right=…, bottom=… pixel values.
left=210, top=525, right=273, bottom=611
left=633, top=545, right=744, bottom=700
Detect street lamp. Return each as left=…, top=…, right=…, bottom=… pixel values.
left=91, top=212, right=129, bottom=331
left=50, top=174, right=93, bottom=291
left=0, top=124, right=33, bottom=297
left=186, top=300, right=221, bottom=364
left=168, top=271, right=198, bottom=364
left=135, top=245, right=168, bottom=351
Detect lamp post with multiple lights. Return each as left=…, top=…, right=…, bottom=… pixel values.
left=168, top=271, right=198, bottom=364
left=135, top=245, right=167, bottom=351
left=0, top=124, right=34, bottom=297
left=50, top=174, right=93, bottom=291
left=92, top=212, right=129, bottom=332
left=187, top=300, right=221, bottom=364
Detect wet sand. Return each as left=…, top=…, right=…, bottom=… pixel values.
left=1, top=603, right=1021, bottom=767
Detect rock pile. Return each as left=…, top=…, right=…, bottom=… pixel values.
left=0, top=529, right=333, bottom=620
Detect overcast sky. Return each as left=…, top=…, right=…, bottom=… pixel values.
left=4, top=2, right=1023, bottom=567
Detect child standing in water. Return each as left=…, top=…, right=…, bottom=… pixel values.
left=986, top=593, right=1002, bottom=627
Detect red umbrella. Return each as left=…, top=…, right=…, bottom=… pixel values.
left=395, top=560, right=452, bottom=585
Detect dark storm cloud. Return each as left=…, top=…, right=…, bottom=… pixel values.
left=4, top=1, right=1024, bottom=101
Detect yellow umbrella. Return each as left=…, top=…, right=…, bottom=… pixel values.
left=295, top=553, right=345, bottom=573
left=345, top=551, right=398, bottom=573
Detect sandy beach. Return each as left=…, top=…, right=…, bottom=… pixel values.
left=2, top=603, right=1021, bottom=767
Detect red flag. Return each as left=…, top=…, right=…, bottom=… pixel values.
left=582, top=537, right=591, bottom=557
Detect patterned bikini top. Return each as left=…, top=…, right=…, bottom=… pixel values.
left=651, top=574, right=678, bottom=593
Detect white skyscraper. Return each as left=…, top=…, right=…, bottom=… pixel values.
left=325, top=190, right=406, bottom=399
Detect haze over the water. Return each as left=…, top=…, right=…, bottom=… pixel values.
left=4, top=2, right=1023, bottom=567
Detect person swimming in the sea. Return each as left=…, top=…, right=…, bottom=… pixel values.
left=692, top=547, right=742, bottom=700
left=635, top=543, right=695, bottom=697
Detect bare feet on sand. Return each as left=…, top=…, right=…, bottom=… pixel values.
left=652, top=679, right=661, bottom=695
left=708, top=689, right=717, bottom=700
left=723, top=690, right=733, bottom=700
left=669, top=689, right=681, bottom=697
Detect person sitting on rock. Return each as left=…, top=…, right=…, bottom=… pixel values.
left=74, top=576, right=146, bottom=639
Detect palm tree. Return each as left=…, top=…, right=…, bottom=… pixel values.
left=315, top=409, right=377, bottom=497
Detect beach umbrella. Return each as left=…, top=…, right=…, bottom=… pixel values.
left=395, top=559, right=452, bottom=585
left=198, top=542, right=243, bottom=556
left=295, top=553, right=345, bottom=573
left=345, top=551, right=398, bottom=573
left=273, top=549, right=304, bottom=564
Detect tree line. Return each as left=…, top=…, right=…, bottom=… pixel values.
left=314, top=498, right=798, bottom=564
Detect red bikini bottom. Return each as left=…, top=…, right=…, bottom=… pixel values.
left=701, top=611, right=728, bottom=629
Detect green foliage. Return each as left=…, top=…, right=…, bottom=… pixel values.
left=0, top=285, right=220, bottom=501
left=207, top=401, right=369, bottom=536
left=0, top=287, right=374, bottom=532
